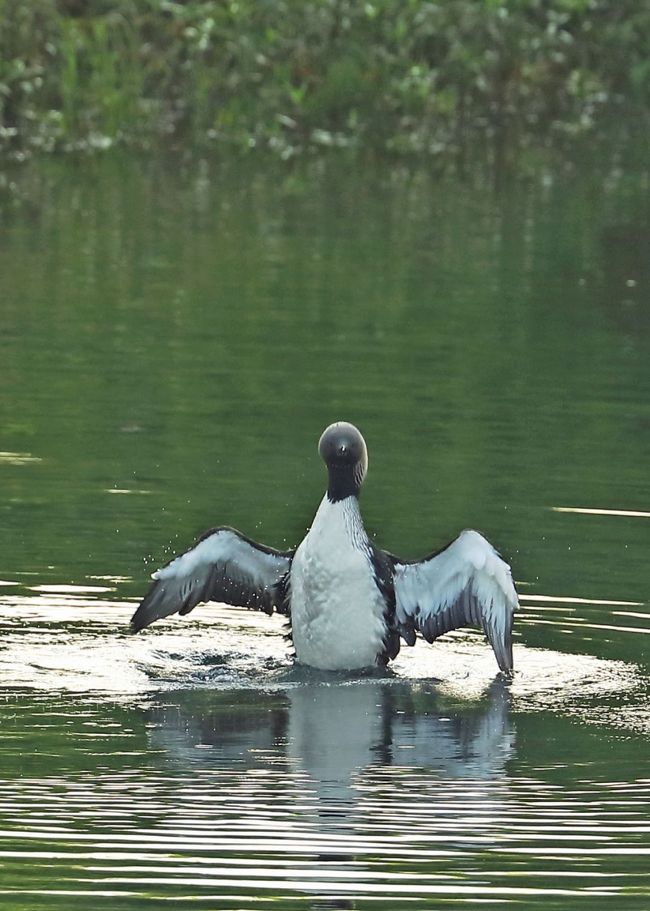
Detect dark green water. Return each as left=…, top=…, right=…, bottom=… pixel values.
left=0, top=152, right=648, bottom=908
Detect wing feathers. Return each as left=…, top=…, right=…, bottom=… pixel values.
left=131, top=527, right=292, bottom=633
left=393, top=529, right=517, bottom=673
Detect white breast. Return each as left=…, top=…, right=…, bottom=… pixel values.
left=289, top=496, right=387, bottom=671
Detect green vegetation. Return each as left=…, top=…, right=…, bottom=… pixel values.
left=1, top=1, right=648, bottom=160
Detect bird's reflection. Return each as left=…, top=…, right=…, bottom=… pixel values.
left=147, top=678, right=513, bottom=911
left=148, top=676, right=514, bottom=792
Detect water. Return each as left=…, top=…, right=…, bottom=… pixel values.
left=0, top=151, right=648, bottom=908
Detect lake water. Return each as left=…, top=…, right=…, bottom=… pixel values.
left=0, top=151, right=648, bottom=909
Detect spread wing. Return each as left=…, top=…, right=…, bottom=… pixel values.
left=392, top=529, right=518, bottom=673
left=131, top=526, right=293, bottom=633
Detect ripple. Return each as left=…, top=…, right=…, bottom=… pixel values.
left=552, top=506, right=650, bottom=518
left=29, top=584, right=114, bottom=594
left=0, top=451, right=42, bottom=465
left=0, top=590, right=646, bottom=907
left=0, top=592, right=646, bottom=729
left=0, top=757, right=645, bottom=906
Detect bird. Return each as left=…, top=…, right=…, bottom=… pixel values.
left=130, top=422, right=518, bottom=674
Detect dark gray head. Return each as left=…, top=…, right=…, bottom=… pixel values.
left=318, top=421, right=368, bottom=502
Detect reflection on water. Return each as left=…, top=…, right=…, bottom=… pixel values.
left=0, top=151, right=648, bottom=908
left=0, top=591, right=647, bottom=906
left=0, top=592, right=646, bottom=725
left=552, top=506, right=650, bottom=518
left=151, top=678, right=514, bottom=789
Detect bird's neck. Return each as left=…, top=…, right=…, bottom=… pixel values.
left=326, top=464, right=363, bottom=503
left=311, top=492, right=367, bottom=551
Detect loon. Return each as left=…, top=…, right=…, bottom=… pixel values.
left=131, top=422, right=518, bottom=673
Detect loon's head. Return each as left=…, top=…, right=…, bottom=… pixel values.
left=318, top=421, right=368, bottom=502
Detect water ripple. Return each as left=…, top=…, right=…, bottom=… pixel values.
left=0, top=590, right=646, bottom=907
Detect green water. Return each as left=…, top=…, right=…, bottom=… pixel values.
left=0, top=152, right=648, bottom=908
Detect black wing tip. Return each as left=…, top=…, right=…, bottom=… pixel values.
left=497, top=659, right=514, bottom=677
left=497, top=652, right=515, bottom=681
left=494, top=639, right=514, bottom=675
left=130, top=606, right=150, bottom=633
left=129, top=580, right=163, bottom=633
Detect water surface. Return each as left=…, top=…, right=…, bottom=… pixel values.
left=0, top=151, right=648, bottom=908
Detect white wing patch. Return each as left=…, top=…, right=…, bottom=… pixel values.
left=153, top=530, right=286, bottom=588
left=393, top=529, right=518, bottom=672
left=131, top=528, right=291, bottom=632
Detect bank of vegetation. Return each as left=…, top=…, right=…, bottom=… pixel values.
left=1, top=0, right=648, bottom=162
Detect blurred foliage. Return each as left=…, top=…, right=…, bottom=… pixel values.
left=0, top=1, right=649, bottom=159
